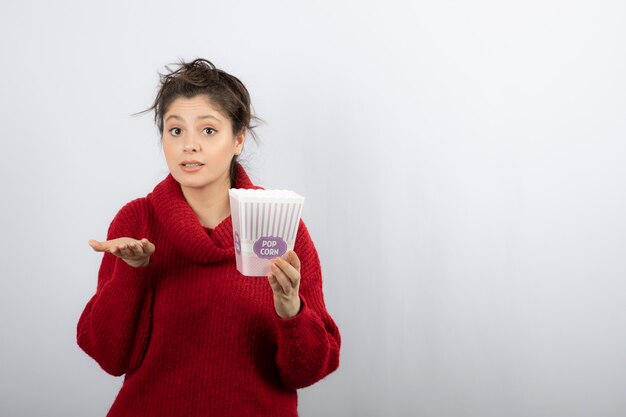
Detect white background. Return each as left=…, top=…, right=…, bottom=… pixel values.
left=1, top=1, right=625, bottom=416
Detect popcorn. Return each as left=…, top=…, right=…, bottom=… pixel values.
left=229, top=189, right=305, bottom=276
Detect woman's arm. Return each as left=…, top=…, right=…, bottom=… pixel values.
left=76, top=200, right=156, bottom=376
left=273, top=221, right=341, bottom=390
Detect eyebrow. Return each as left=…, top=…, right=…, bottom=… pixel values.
left=164, top=114, right=222, bottom=123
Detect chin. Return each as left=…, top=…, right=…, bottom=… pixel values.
left=178, top=178, right=211, bottom=189
left=170, top=172, right=203, bottom=187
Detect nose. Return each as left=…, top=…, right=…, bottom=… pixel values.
left=183, top=143, right=200, bottom=153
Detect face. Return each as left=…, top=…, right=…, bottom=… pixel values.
left=162, top=95, right=245, bottom=193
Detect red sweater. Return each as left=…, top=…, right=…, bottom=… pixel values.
left=77, top=164, right=341, bottom=417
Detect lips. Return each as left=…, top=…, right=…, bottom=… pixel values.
left=180, top=160, right=205, bottom=167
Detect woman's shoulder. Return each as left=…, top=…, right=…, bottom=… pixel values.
left=107, top=197, right=152, bottom=239
left=294, top=219, right=318, bottom=254
left=116, top=196, right=151, bottom=220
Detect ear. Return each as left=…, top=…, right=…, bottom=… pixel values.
left=234, top=130, right=246, bottom=156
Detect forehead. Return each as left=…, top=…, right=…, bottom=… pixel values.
left=164, top=95, right=227, bottom=121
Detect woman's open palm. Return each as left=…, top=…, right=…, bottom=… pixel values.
left=88, top=237, right=155, bottom=267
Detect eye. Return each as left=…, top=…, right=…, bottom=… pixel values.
left=169, top=127, right=182, bottom=136
left=203, top=127, right=217, bottom=135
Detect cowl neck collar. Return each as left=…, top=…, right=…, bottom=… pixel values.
left=148, top=163, right=258, bottom=264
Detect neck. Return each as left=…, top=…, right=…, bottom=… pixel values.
left=181, top=175, right=232, bottom=229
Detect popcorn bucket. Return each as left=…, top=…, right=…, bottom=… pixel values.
left=229, top=189, right=305, bottom=276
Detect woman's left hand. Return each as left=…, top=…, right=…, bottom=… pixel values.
left=268, top=250, right=302, bottom=319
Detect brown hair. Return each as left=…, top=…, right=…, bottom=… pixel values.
left=146, top=58, right=260, bottom=185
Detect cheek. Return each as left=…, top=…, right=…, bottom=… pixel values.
left=162, top=143, right=177, bottom=166
left=212, top=138, right=237, bottom=155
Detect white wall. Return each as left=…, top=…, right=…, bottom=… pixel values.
left=1, top=1, right=625, bottom=416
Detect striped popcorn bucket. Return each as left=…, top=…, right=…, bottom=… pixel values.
left=228, top=189, right=305, bottom=277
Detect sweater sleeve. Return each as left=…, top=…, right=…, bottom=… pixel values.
left=274, top=220, right=341, bottom=390
left=76, top=200, right=156, bottom=376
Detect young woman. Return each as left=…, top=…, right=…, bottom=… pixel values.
left=77, top=59, right=340, bottom=417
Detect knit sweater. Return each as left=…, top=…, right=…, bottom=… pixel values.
left=77, top=163, right=341, bottom=417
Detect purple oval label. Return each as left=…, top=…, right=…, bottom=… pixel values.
left=253, top=236, right=287, bottom=259
left=234, top=231, right=241, bottom=255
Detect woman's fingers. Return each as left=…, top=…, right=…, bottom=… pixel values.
left=267, top=252, right=303, bottom=319
left=287, top=250, right=301, bottom=272
left=273, top=264, right=296, bottom=294
left=273, top=257, right=300, bottom=288
left=89, top=239, right=120, bottom=254
left=118, top=245, right=131, bottom=258
left=268, top=274, right=283, bottom=294
left=89, top=237, right=154, bottom=268
left=89, top=238, right=155, bottom=259
left=123, top=243, right=137, bottom=258
left=270, top=264, right=291, bottom=294
left=122, top=241, right=142, bottom=258
left=88, top=240, right=106, bottom=252
left=271, top=264, right=299, bottom=295
left=140, top=239, right=156, bottom=255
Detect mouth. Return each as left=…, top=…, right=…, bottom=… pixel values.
left=180, top=161, right=205, bottom=167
